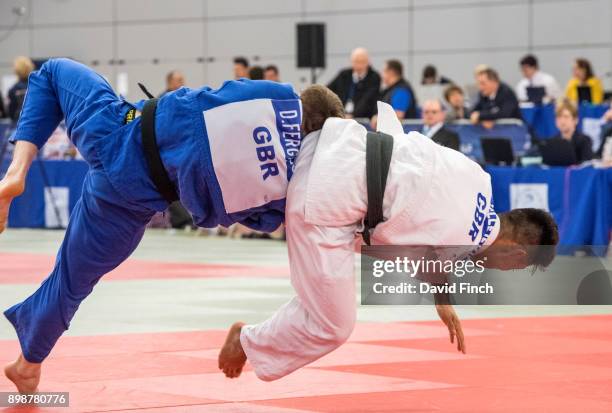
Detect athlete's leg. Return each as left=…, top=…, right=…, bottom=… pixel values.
left=4, top=169, right=155, bottom=392
left=0, top=58, right=125, bottom=233
left=11, top=57, right=121, bottom=154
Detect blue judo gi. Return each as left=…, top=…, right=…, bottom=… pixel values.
left=4, top=58, right=302, bottom=363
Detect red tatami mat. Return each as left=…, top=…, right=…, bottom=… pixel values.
left=1, top=315, right=611, bottom=412
left=0, top=252, right=289, bottom=284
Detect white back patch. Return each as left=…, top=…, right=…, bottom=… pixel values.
left=204, top=98, right=301, bottom=213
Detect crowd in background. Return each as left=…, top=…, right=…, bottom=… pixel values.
left=2, top=51, right=612, bottom=238
left=222, top=49, right=611, bottom=166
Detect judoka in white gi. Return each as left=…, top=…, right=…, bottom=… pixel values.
left=218, top=85, right=559, bottom=380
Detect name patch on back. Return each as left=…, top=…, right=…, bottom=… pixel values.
left=204, top=98, right=302, bottom=213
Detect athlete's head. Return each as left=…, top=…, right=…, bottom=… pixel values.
left=300, top=85, right=345, bottom=135
left=474, top=208, right=559, bottom=271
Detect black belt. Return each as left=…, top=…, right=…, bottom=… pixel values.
left=140, top=98, right=179, bottom=204
left=130, top=82, right=179, bottom=204
left=362, top=131, right=394, bottom=246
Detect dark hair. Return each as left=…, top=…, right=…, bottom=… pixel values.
left=386, top=60, right=403, bottom=77
left=233, top=56, right=249, bottom=68
left=301, top=85, right=345, bottom=135
left=422, top=64, right=437, bottom=81
left=575, top=58, right=594, bottom=79
left=264, top=64, right=278, bottom=74
left=499, top=208, right=559, bottom=269
left=248, top=66, right=264, bottom=80
left=520, top=54, right=538, bottom=69
left=443, top=84, right=464, bottom=101
left=477, top=67, right=500, bottom=82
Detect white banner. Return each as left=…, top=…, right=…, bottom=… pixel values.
left=44, top=186, right=69, bottom=228
left=510, top=183, right=549, bottom=211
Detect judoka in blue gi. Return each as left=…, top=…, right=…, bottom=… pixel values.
left=0, top=58, right=302, bottom=393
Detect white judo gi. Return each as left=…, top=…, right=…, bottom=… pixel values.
left=240, top=102, right=500, bottom=381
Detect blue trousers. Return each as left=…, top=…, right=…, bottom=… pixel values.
left=5, top=59, right=157, bottom=363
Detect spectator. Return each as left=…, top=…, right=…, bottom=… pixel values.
left=597, top=107, right=612, bottom=158
left=443, top=84, right=470, bottom=122
left=379, top=59, right=417, bottom=119
left=551, top=99, right=593, bottom=163
left=421, top=99, right=460, bottom=151
left=515, top=54, right=561, bottom=103
left=327, top=47, right=381, bottom=118
left=8, top=56, right=34, bottom=123
left=421, top=64, right=452, bottom=85
left=471, top=67, right=522, bottom=127
left=264, top=65, right=280, bottom=82
left=564, top=58, right=604, bottom=104
left=0, top=93, right=6, bottom=118
left=233, top=56, right=249, bottom=79
left=248, top=65, right=264, bottom=80
left=159, top=70, right=185, bottom=97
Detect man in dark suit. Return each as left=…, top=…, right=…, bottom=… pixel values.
left=421, top=99, right=460, bottom=151
left=471, top=67, right=521, bottom=128
left=327, top=47, right=381, bottom=119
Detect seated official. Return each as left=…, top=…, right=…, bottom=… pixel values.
left=159, top=70, right=185, bottom=98
left=565, top=58, right=603, bottom=104
left=471, top=67, right=522, bottom=127
left=421, top=99, right=460, bottom=151
left=515, top=54, right=561, bottom=103
left=548, top=100, right=593, bottom=164
left=380, top=59, right=418, bottom=119
left=327, top=47, right=381, bottom=118
left=444, top=84, right=470, bottom=122
left=421, top=64, right=452, bottom=85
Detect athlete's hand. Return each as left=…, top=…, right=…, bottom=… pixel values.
left=436, top=304, right=466, bottom=354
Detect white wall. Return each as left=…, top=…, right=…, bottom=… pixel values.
left=0, top=0, right=610, bottom=100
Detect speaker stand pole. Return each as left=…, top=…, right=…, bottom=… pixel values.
left=310, top=67, right=317, bottom=84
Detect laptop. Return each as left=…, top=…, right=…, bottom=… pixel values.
left=480, top=137, right=515, bottom=166
left=577, top=86, right=592, bottom=104
left=526, top=86, right=546, bottom=105
left=539, top=138, right=577, bottom=166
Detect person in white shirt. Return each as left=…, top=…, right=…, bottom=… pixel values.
left=218, top=86, right=559, bottom=381
left=516, top=54, right=561, bottom=103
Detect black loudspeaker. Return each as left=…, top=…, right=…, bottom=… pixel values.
left=297, top=23, right=326, bottom=69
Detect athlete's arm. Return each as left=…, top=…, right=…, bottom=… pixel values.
left=0, top=141, right=38, bottom=233
left=434, top=291, right=466, bottom=354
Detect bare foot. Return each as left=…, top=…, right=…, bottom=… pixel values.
left=0, top=174, right=25, bottom=233
left=4, top=354, right=41, bottom=394
left=218, top=322, right=247, bottom=379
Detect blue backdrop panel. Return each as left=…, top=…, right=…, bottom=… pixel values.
left=487, top=165, right=612, bottom=246
left=7, top=160, right=89, bottom=228
left=521, top=103, right=610, bottom=139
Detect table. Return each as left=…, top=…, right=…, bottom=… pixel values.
left=487, top=165, right=612, bottom=246
left=357, top=119, right=530, bottom=161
